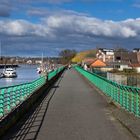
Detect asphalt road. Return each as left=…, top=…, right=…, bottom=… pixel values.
left=2, top=69, right=137, bottom=140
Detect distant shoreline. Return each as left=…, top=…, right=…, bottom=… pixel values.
left=0, top=64, right=19, bottom=69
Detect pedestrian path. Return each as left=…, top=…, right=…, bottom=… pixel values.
left=2, top=69, right=136, bottom=140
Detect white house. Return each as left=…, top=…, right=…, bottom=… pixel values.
left=96, top=48, right=114, bottom=62
left=133, top=48, right=140, bottom=53
left=119, top=64, right=132, bottom=71
left=35, top=60, right=42, bottom=64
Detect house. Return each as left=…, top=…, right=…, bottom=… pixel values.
left=137, top=52, right=140, bottom=63
left=35, top=60, right=42, bottom=64
left=132, top=49, right=140, bottom=63
left=112, top=50, right=140, bottom=72
left=90, top=59, right=106, bottom=67
left=90, top=59, right=108, bottom=77
left=114, top=51, right=138, bottom=64
left=96, top=48, right=114, bottom=62
left=133, top=48, right=140, bottom=52
left=107, top=61, right=132, bottom=71
left=90, top=59, right=111, bottom=72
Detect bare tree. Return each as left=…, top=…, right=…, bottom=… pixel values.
left=59, top=49, right=77, bottom=64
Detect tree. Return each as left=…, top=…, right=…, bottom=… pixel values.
left=59, top=49, right=77, bottom=64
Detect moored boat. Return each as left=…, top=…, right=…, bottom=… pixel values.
left=3, top=68, right=17, bottom=78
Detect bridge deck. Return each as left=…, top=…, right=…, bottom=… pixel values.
left=2, top=69, right=136, bottom=140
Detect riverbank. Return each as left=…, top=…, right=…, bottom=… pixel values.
left=0, top=64, right=19, bottom=69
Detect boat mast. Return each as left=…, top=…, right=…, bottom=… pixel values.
left=41, top=53, right=43, bottom=64
left=0, top=40, right=1, bottom=60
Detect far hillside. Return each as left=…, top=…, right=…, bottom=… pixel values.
left=72, top=49, right=97, bottom=63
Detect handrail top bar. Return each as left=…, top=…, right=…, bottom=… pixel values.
left=0, top=67, right=64, bottom=90
left=76, top=66, right=140, bottom=91
left=0, top=76, right=45, bottom=90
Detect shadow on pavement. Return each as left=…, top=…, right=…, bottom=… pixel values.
left=1, top=74, right=64, bottom=140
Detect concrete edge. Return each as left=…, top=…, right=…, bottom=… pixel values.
left=0, top=68, right=65, bottom=137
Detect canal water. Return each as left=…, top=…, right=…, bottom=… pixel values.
left=0, top=65, right=40, bottom=88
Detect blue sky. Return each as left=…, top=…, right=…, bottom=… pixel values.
left=9, top=0, right=140, bottom=21
left=0, top=0, right=140, bottom=56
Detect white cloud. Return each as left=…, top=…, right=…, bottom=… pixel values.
left=0, top=14, right=139, bottom=39
left=0, top=20, right=36, bottom=36
left=43, top=15, right=138, bottom=38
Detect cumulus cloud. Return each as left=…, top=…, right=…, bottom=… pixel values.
left=0, top=20, right=36, bottom=36
left=0, top=13, right=140, bottom=56
left=0, top=14, right=139, bottom=39
left=45, top=15, right=138, bottom=38
left=0, top=0, right=139, bottom=56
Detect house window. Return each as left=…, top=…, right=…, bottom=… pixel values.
left=116, top=56, right=121, bottom=61
left=115, top=65, right=120, bottom=68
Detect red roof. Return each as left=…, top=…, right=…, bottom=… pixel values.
left=90, top=59, right=106, bottom=67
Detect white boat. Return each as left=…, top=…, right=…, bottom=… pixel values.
left=37, top=53, right=46, bottom=75
left=37, top=66, right=43, bottom=74
left=37, top=67, right=41, bottom=74
left=3, top=68, right=17, bottom=78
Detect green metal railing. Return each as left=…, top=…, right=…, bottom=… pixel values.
left=0, top=66, right=64, bottom=118
left=75, top=66, right=140, bottom=117
left=48, top=66, right=64, bottom=80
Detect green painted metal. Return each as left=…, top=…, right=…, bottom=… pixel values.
left=48, top=66, right=64, bottom=80
left=0, top=66, right=64, bottom=118
left=75, top=66, right=140, bottom=117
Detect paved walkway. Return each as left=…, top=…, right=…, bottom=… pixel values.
left=2, top=69, right=136, bottom=140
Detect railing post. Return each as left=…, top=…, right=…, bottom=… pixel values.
left=26, top=84, right=31, bottom=96
left=116, top=84, right=119, bottom=103
left=21, top=85, right=25, bottom=101
left=16, top=86, right=21, bottom=105
left=111, top=84, right=114, bottom=100
left=11, top=86, right=17, bottom=108
left=119, top=86, right=123, bottom=106
left=5, top=88, right=12, bottom=112
left=126, top=88, right=129, bottom=111
left=0, top=89, right=5, bottom=117
left=131, top=91, right=134, bottom=114
left=24, top=84, right=28, bottom=98
left=136, top=89, right=139, bottom=116
left=122, top=87, right=125, bottom=108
